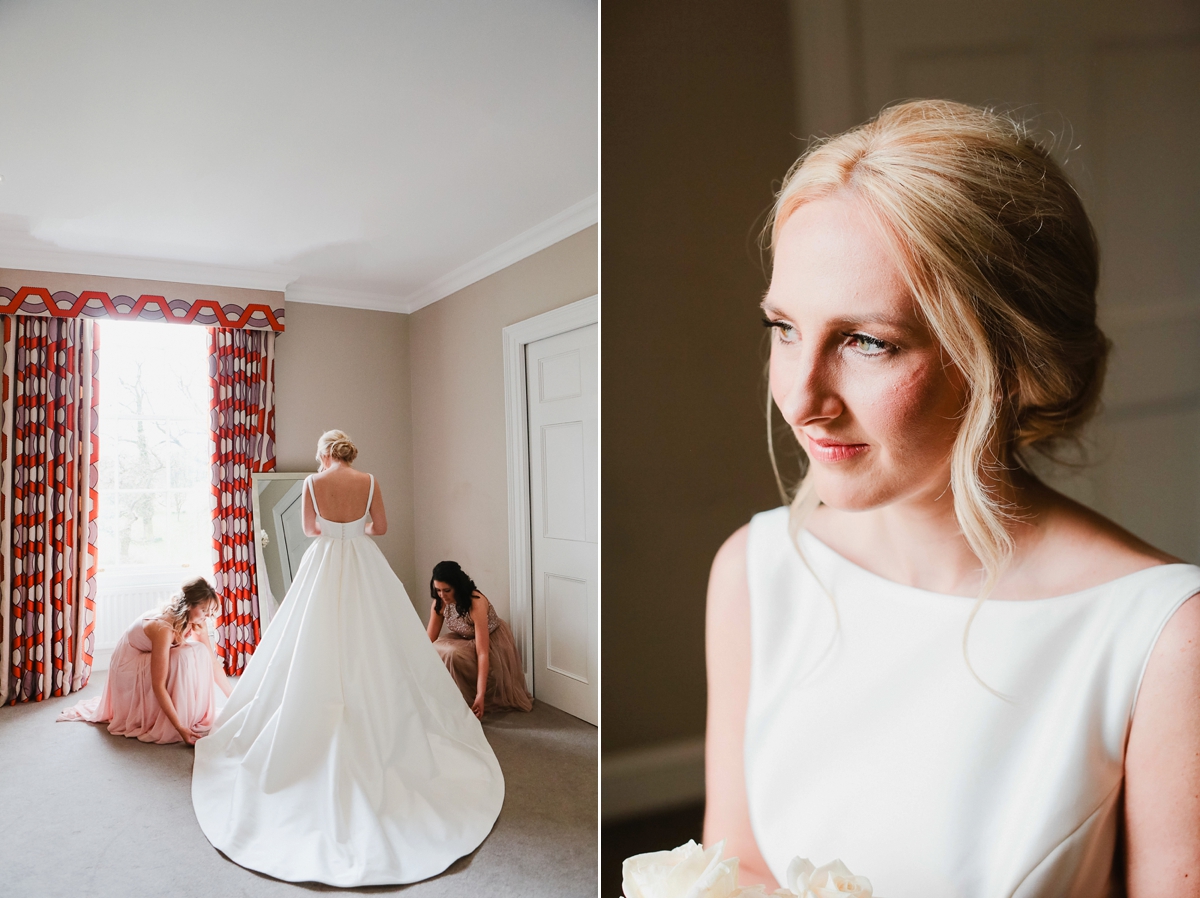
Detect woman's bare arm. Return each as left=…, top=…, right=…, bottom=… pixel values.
left=1125, top=593, right=1200, bottom=896
left=470, top=593, right=491, bottom=720
left=703, top=524, right=774, bottom=888
left=427, top=601, right=444, bottom=642
left=365, top=482, right=387, bottom=535
left=192, top=618, right=232, bottom=698
left=147, top=622, right=198, bottom=744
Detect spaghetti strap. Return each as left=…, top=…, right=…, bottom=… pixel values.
left=306, top=475, right=322, bottom=518
left=365, top=475, right=375, bottom=520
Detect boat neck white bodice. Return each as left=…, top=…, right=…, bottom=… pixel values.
left=306, top=473, right=372, bottom=540
left=744, top=506, right=1200, bottom=898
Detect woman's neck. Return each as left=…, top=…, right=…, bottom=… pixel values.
left=812, top=473, right=1041, bottom=597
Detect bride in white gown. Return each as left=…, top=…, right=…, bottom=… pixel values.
left=192, top=430, right=503, bottom=887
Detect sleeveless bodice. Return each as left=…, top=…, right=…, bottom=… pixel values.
left=127, top=616, right=156, bottom=652
left=306, top=474, right=373, bottom=540
left=128, top=614, right=190, bottom=652
left=442, top=600, right=500, bottom=638
left=744, top=506, right=1200, bottom=898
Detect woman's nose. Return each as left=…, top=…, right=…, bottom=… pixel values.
left=772, top=346, right=843, bottom=426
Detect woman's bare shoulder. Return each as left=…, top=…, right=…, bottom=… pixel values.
left=143, top=617, right=174, bottom=642
left=1031, top=487, right=1181, bottom=589
left=708, top=523, right=751, bottom=611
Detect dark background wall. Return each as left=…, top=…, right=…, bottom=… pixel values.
left=602, top=2, right=1199, bottom=893
left=602, top=0, right=797, bottom=755
left=603, top=0, right=1200, bottom=803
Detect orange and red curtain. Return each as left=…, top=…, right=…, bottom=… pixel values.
left=0, top=271, right=282, bottom=700
left=208, top=328, right=275, bottom=675
left=0, top=316, right=100, bottom=704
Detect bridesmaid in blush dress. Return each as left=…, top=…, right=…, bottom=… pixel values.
left=428, top=561, right=534, bottom=717
left=58, top=577, right=232, bottom=744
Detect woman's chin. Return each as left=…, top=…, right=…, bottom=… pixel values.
left=810, top=473, right=893, bottom=513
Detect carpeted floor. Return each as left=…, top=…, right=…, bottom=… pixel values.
left=0, top=672, right=597, bottom=898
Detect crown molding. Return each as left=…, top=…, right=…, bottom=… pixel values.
left=396, top=193, right=598, bottom=314
left=0, top=238, right=294, bottom=293
left=0, top=193, right=598, bottom=315
left=284, top=282, right=403, bottom=313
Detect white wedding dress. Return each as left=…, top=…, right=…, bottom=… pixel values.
left=744, top=506, right=1200, bottom=897
left=192, top=475, right=504, bottom=886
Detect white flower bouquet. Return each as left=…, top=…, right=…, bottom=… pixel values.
left=621, top=840, right=875, bottom=898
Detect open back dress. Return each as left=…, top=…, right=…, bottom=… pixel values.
left=192, top=474, right=503, bottom=886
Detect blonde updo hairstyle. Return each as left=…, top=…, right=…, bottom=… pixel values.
left=316, top=429, right=358, bottom=465
left=161, top=577, right=218, bottom=636
left=769, top=101, right=1108, bottom=679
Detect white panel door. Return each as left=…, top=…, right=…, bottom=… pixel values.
left=527, top=323, right=598, bottom=723
left=791, top=0, right=1200, bottom=561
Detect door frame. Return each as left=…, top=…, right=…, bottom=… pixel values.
left=502, top=294, right=598, bottom=692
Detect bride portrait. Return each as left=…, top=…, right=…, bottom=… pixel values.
left=192, top=431, right=503, bottom=887
left=702, top=100, right=1200, bottom=894
left=603, top=3, right=1200, bottom=897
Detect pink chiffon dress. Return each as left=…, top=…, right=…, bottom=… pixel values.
left=58, top=612, right=219, bottom=743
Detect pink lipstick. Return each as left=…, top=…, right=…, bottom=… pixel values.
left=805, top=436, right=868, bottom=463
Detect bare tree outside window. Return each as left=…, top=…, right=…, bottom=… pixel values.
left=93, top=320, right=213, bottom=663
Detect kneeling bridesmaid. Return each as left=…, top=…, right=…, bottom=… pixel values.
left=59, top=577, right=232, bottom=744
left=427, top=560, right=534, bottom=717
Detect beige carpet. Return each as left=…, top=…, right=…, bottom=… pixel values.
left=0, top=672, right=596, bottom=897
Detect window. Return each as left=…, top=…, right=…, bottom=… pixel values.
left=93, top=321, right=211, bottom=665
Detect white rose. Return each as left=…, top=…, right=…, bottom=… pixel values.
left=786, top=858, right=874, bottom=898
left=622, top=840, right=798, bottom=898
left=730, top=886, right=797, bottom=898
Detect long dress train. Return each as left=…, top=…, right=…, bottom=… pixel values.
left=191, top=474, right=504, bottom=886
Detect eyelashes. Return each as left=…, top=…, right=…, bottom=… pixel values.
left=761, top=317, right=796, bottom=341
left=849, top=333, right=890, bottom=355
left=761, top=317, right=895, bottom=356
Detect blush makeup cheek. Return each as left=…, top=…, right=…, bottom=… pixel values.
left=866, top=365, right=960, bottom=458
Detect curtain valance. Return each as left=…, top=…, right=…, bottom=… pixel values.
left=0, top=268, right=285, bottom=331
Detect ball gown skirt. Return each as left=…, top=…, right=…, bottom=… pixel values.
left=434, top=616, right=534, bottom=712
left=57, top=614, right=218, bottom=744
left=191, top=477, right=504, bottom=887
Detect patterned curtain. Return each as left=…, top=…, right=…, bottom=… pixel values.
left=208, top=328, right=275, bottom=675
left=0, top=271, right=284, bottom=331
left=0, top=316, right=100, bottom=704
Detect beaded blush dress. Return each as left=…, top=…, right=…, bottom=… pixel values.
left=434, top=597, right=534, bottom=712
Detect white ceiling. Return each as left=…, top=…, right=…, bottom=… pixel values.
left=0, top=0, right=597, bottom=313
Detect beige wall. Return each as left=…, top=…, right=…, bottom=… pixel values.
left=273, top=301, right=416, bottom=598
left=409, top=225, right=598, bottom=624
left=602, top=0, right=797, bottom=754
